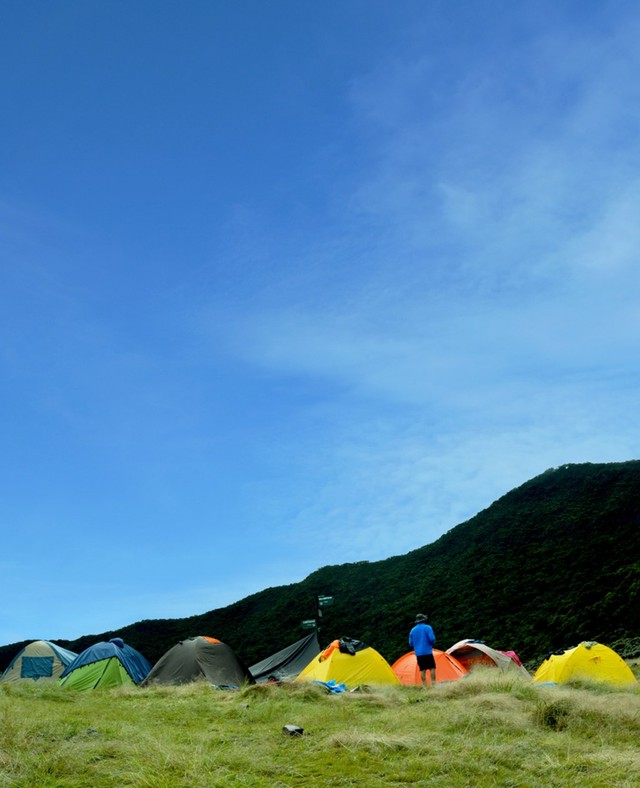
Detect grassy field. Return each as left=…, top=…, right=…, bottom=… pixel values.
left=2, top=670, right=640, bottom=787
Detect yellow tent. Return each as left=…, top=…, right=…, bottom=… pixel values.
left=533, top=641, right=637, bottom=687
left=295, top=638, right=400, bottom=688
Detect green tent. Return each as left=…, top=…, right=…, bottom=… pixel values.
left=59, top=656, right=137, bottom=690
left=59, top=638, right=151, bottom=690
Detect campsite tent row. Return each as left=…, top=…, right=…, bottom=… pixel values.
left=2, top=636, right=636, bottom=690
left=0, top=634, right=319, bottom=690
left=292, top=637, right=531, bottom=688
left=0, top=635, right=498, bottom=690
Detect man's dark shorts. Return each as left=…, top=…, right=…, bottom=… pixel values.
left=416, top=653, right=436, bottom=671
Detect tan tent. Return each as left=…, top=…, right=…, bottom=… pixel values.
left=446, top=639, right=529, bottom=677
left=1, top=640, right=77, bottom=684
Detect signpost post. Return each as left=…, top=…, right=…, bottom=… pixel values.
left=301, top=594, right=334, bottom=636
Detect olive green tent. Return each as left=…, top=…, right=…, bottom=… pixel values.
left=142, top=636, right=253, bottom=687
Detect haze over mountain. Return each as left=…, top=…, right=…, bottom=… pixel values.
left=2, top=461, right=638, bottom=672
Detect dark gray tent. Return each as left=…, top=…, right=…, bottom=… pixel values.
left=142, top=637, right=254, bottom=687
left=249, top=632, right=321, bottom=683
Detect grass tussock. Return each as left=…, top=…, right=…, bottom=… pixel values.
left=327, top=730, right=414, bottom=753
left=436, top=668, right=532, bottom=700
left=242, top=681, right=329, bottom=702
left=1, top=672, right=640, bottom=786
left=533, top=685, right=640, bottom=742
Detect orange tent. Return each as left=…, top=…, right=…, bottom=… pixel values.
left=391, top=649, right=467, bottom=686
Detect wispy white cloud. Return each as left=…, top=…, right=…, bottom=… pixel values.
left=343, top=7, right=640, bottom=294
left=195, top=7, right=640, bottom=566
left=220, top=3, right=640, bottom=364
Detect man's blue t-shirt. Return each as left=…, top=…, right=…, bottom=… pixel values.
left=409, top=623, right=435, bottom=656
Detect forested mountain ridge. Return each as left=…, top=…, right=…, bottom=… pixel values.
left=2, top=461, right=639, bottom=671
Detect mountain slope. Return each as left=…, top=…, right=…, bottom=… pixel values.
left=2, top=461, right=639, bottom=671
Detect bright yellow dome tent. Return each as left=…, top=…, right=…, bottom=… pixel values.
left=296, top=637, right=400, bottom=688
left=533, top=641, right=637, bottom=686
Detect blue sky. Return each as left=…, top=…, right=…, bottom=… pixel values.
left=2, top=1, right=639, bottom=645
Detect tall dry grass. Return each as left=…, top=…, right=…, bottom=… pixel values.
left=1, top=671, right=639, bottom=786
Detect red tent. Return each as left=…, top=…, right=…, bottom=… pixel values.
left=500, top=649, right=524, bottom=667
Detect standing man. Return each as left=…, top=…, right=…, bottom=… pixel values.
left=409, top=613, right=436, bottom=687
